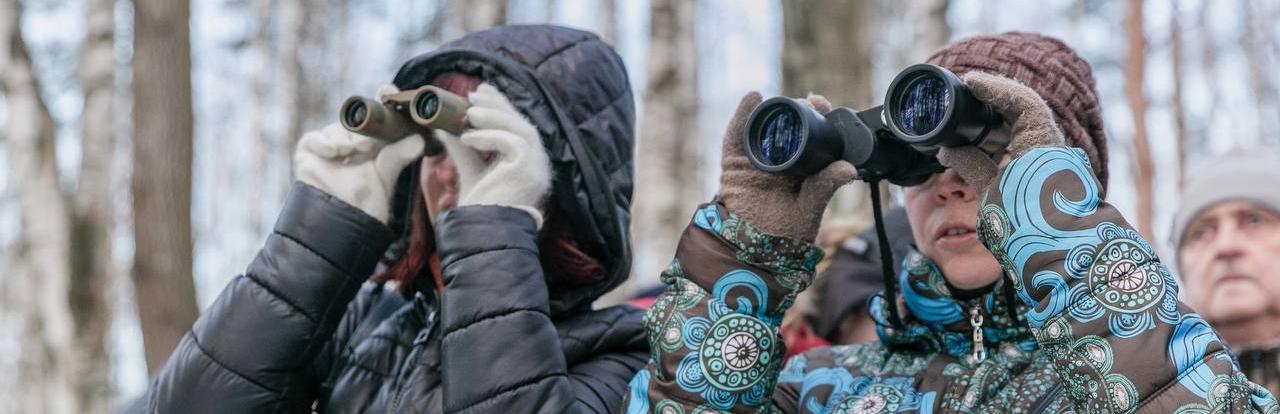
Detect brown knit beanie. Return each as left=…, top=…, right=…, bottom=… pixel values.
left=927, top=32, right=1109, bottom=191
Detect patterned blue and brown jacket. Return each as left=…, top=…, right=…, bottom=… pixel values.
left=624, top=147, right=1280, bottom=413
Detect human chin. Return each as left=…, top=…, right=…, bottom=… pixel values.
left=1205, top=280, right=1270, bottom=323
left=933, top=246, right=1003, bottom=291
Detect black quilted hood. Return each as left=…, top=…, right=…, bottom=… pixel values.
left=388, top=25, right=636, bottom=314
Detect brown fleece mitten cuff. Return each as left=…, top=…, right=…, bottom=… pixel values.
left=718, top=92, right=858, bottom=242
left=962, top=71, right=1066, bottom=157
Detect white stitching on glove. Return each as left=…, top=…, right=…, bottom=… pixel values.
left=435, top=83, right=552, bottom=228
left=294, top=117, right=425, bottom=224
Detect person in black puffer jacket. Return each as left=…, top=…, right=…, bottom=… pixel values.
left=140, top=25, right=644, bottom=413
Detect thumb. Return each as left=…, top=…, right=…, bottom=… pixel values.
left=937, top=146, right=998, bottom=193
left=374, top=135, right=425, bottom=183
left=797, top=160, right=858, bottom=209
left=722, top=92, right=764, bottom=157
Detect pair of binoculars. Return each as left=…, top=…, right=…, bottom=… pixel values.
left=744, top=64, right=1010, bottom=185
left=339, top=86, right=470, bottom=155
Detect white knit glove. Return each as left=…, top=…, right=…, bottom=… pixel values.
left=435, top=83, right=552, bottom=227
left=294, top=107, right=425, bottom=224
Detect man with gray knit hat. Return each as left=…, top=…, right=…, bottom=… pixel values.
left=1174, top=150, right=1280, bottom=398
left=626, top=31, right=1279, bottom=413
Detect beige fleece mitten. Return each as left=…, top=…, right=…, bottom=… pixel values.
left=937, top=71, right=1066, bottom=191
left=294, top=123, right=425, bottom=224
left=718, top=92, right=858, bottom=243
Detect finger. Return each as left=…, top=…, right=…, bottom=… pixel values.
left=350, top=134, right=382, bottom=155
left=435, top=129, right=484, bottom=181
left=298, top=129, right=340, bottom=159
left=468, top=83, right=519, bottom=114
left=722, top=91, right=764, bottom=156
left=298, top=123, right=357, bottom=159
left=963, top=71, right=1066, bottom=153
left=375, top=84, right=401, bottom=102
left=374, top=134, right=424, bottom=183
left=962, top=71, right=1050, bottom=125
left=466, top=105, right=540, bottom=143
left=806, top=93, right=833, bottom=114
left=797, top=161, right=858, bottom=209
left=460, top=129, right=525, bottom=162
left=937, top=146, right=998, bottom=192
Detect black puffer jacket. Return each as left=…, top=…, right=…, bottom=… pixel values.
left=142, top=25, right=644, bottom=413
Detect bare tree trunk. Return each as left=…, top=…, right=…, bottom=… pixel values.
left=132, top=0, right=200, bottom=374
left=1170, top=0, right=1188, bottom=188
left=1124, top=0, right=1155, bottom=241
left=910, top=0, right=951, bottom=60
left=598, top=0, right=618, bottom=46
left=781, top=0, right=879, bottom=227
left=0, top=0, right=78, bottom=411
left=446, top=0, right=507, bottom=38
left=1196, top=1, right=1220, bottom=150
left=69, top=0, right=117, bottom=410
left=545, top=0, right=557, bottom=22
left=281, top=0, right=305, bottom=152
left=1241, top=0, right=1275, bottom=147
left=627, top=0, right=700, bottom=297
left=782, top=0, right=874, bottom=109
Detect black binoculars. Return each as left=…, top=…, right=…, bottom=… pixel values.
left=339, top=86, right=470, bottom=155
left=744, top=64, right=1009, bottom=185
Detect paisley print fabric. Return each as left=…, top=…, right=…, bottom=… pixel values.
left=625, top=148, right=1279, bottom=413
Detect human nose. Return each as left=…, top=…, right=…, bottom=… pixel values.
left=932, top=168, right=975, bottom=203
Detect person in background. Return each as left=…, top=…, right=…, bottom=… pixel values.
left=1174, top=150, right=1280, bottom=398
left=810, top=207, right=914, bottom=346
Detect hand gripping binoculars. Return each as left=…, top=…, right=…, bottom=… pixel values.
left=744, top=64, right=1009, bottom=185
left=339, top=86, right=470, bottom=155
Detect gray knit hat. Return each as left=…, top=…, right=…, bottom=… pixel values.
left=1171, top=150, right=1280, bottom=247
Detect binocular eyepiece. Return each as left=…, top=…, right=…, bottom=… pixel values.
left=884, top=64, right=1007, bottom=151
left=743, top=64, right=1008, bottom=185
left=339, top=86, right=470, bottom=155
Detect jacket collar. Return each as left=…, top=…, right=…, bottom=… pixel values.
left=871, top=250, right=1035, bottom=358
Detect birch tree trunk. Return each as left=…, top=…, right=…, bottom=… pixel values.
left=281, top=0, right=305, bottom=152
left=910, top=0, right=951, bottom=60
left=132, top=0, right=200, bottom=373
left=446, top=0, right=507, bottom=38
left=1124, top=0, right=1155, bottom=241
left=1170, top=0, right=1188, bottom=188
left=0, top=0, right=78, bottom=411
left=598, top=0, right=618, bottom=46
left=627, top=0, right=700, bottom=296
left=69, top=0, right=118, bottom=410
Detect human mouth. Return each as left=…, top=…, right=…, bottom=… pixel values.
left=1216, top=273, right=1253, bottom=285
left=934, top=224, right=977, bottom=249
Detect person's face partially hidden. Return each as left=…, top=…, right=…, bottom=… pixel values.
left=903, top=168, right=1003, bottom=290
left=1178, top=201, right=1280, bottom=329
left=420, top=150, right=459, bottom=226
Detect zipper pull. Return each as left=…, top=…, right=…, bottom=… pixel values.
left=969, top=303, right=986, bottom=364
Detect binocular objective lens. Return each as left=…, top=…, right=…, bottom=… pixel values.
left=345, top=101, right=369, bottom=127
left=896, top=76, right=950, bottom=136
left=759, top=107, right=803, bottom=166
left=415, top=93, right=440, bottom=120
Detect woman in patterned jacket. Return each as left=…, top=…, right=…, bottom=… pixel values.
left=624, top=32, right=1280, bottom=413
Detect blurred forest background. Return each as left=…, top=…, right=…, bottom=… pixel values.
left=2, top=0, right=1276, bottom=411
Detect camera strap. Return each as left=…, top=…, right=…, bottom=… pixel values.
left=869, top=180, right=904, bottom=328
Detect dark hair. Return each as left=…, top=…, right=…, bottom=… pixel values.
left=374, top=72, right=606, bottom=292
